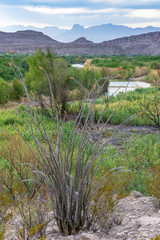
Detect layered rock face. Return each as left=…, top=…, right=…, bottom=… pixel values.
left=0, top=30, right=160, bottom=55
left=0, top=30, right=58, bottom=53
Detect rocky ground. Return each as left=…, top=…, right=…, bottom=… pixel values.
left=88, top=123, right=159, bottom=150
left=3, top=191, right=160, bottom=240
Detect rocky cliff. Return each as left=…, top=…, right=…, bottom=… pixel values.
left=0, top=30, right=58, bottom=54
left=0, top=30, right=160, bottom=55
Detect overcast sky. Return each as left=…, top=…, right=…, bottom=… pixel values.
left=0, top=0, right=160, bottom=29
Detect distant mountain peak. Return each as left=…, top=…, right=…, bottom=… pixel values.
left=72, top=24, right=84, bottom=30
left=72, top=37, right=93, bottom=44
left=15, top=30, right=42, bottom=34
left=0, top=23, right=160, bottom=43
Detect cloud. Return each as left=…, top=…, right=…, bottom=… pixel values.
left=90, top=0, right=160, bottom=3
left=127, top=9, right=160, bottom=19
left=0, top=2, right=160, bottom=29
left=23, top=5, right=160, bottom=21
left=24, top=6, right=116, bottom=15
left=123, top=22, right=160, bottom=28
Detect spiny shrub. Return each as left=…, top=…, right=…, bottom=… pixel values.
left=9, top=50, right=138, bottom=236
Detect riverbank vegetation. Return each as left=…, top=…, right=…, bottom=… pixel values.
left=90, top=55, right=160, bottom=82
left=1, top=53, right=160, bottom=82
left=67, top=87, right=160, bottom=127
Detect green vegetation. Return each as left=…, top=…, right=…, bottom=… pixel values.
left=25, top=49, right=106, bottom=93
left=91, top=55, right=160, bottom=81
left=0, top=52, right=160, bottom=237
left=0, top=78, right=10, bottom=104
left=104, top=133, right=160, bottom=195
left=91, top=55, right=160, bottom=68
left=0, top=105, right=159, bottom=197
left=0, top=54, right=29, bottom=82
left=10, top=78, right=25, bottom=100
left=67, top=87, right=160, bottom=127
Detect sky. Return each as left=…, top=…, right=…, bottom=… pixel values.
left=0, top=0, right=160, bottom=29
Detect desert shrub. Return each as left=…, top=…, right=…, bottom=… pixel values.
left=148, top=71, right=160, bottom=87
left=0, top=133, right=50, bottom=238
left=134, top=66, right=148, bottom=77
left=147, top=161, right=160, bottom=199
left=151, top=60, right=160, bottom=70
left=10, top=78, right=25, bottom=100
left=15, top=191, right=50, bottom=239
left=139, top=94, right=160, bottom=128
left=0, top=78, right=9, bottom=104
left=88, top=171, right=128, bottom=232
left=0, top=133, right=42, bottom=198
left=67, top=88, right=89, bottom=101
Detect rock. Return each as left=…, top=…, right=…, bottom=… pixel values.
left=137, top=216, right=160, bottom=226
left=106, top=193, right=160, bottom=240
left=130, top=190, right=144, bottom=198
left=78, top=233, right=99, bottom=240
left=2, top=191, right=160, bottom=240
left=151, top=198, right=160, bottom=209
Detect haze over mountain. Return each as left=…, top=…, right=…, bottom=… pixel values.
left=1, top=23, right=160, bottom=43
left=0, top=30, right=160, bottom=56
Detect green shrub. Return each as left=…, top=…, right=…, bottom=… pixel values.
left=151, top=60, right=160, bottom=70
left=0, top=78, right=9, bottom=104
left=10, top=78, right=25, bottom=100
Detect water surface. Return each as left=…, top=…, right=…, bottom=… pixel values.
left=71, top=64, right=151, bottom=95
left=108, top=81, right=151, bottom=96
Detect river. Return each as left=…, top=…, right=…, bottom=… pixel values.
left=108, top=81, right=151, bottom=96
left=71, top=64, right=151, bottom=95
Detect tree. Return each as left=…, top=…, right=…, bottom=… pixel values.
left=25, top=48, right=69, bottom=116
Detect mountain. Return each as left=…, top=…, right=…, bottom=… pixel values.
left=1, top=23, right=160, bottom=43
left=0, top=30, right=59, bottom=53
left=72, top=37, right=93, bottom=44
left=106, top=31, right=160, bottom=55
left=57, top=23, right=160, bottom=43
left=0, top=25, right=66, bottom=40
left=0, top=30, right=160, bottom=55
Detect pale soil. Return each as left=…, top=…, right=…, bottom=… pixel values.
left=4, top=191, right=160, bottom=240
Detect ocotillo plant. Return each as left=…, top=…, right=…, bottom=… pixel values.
left=9, top=51, right=137, bottom=236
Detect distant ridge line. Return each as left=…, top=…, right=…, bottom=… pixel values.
left=0, top=30, right=160, bottom=55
